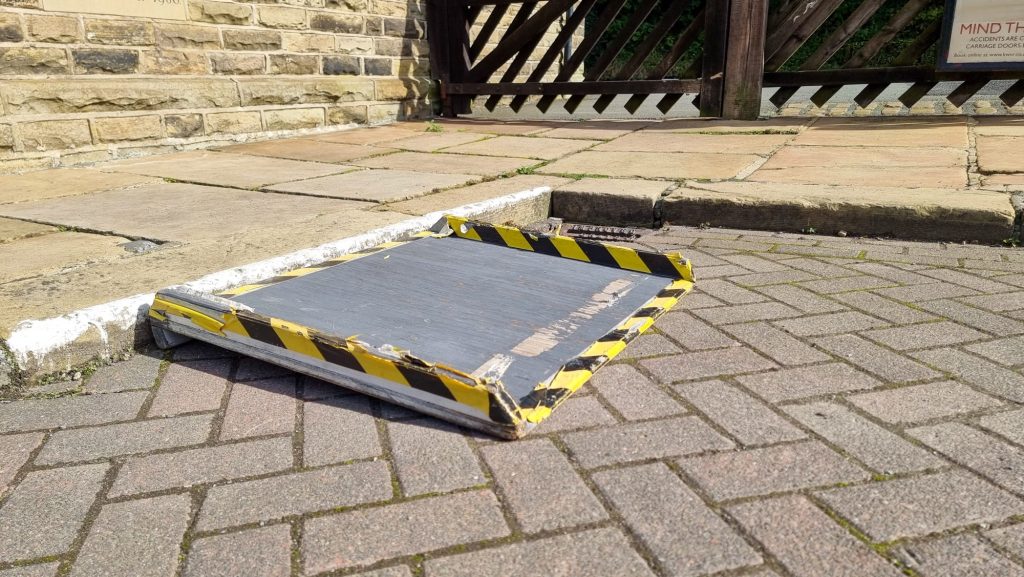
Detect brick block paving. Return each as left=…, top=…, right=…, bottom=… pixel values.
left=9, top=230, right=1024, bottom=575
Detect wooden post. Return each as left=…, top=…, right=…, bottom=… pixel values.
left=447, top=2, right=473, bottom=115
left=721, top=0, right=768, bottom=120
left=426, top=0, right=453, bottom=115
left=699, top=0, right=730, bottom=117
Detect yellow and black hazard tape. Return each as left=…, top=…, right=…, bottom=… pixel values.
left=217, top=232, right=438, bottom=298
left=517, top=276, right=693, bottom=423
left=445, top=215, right=694, bottom=281
left=149, top=297, right=523, bottom=426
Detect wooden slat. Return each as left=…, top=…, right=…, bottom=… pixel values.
left=721, top=0, right=769, bottom=119
left=852, top=17, right=942, bottom=108
left=765, top=66, right=1023, bottom=86
left=1001, top=80, right=1024, bottom=107
left=535, top=0, right=626, bottom=112
left=509, top=0, right=597, bottom=112
left=467, top=5, right=483, bottom=25
left=622, top=6, right=706, bottom=116
left=564, top=0, right=661, bottom=113
left=897, top=81, right=936, bottom=107
left=764, top=0, right=844, bottom=71
left=484, top=4, right=545, bottom=110
left=946, top=79, right=988, bottom=107
left=466, top=0, right=570, bottom=83
left=469, top=5, right=510, bottom=61
left=593, top=0, right=692, bottom=113
left=446, top=79, right=703, bottom=95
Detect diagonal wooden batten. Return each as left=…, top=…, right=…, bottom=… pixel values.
left=898, top=81, right=937, bottom=107
left=510, top=0, right=598, bottom=112
left=467, top=0, right=569, bottom=83
left=945, top=79, right=988, bottom=108
left=564, top=0, right=661, bottom=113
left=811, top=0, right=934, bottom=107
left=1001, top=80, right=1024, bottom=107
left=593, top=0, right=692, bottom=113
left=764, top=0, right=844, bottom=71
left=467, top=5, right=483, bottom=26
left=625, top=9, right=706, bottom=115
left=853, top=16, right=941, bottom=108
left=469, top=5, right=510, bottom=61
left=536, top=0, right=627, bottom=112
left=484, top=4, right=547, bottom=110
left=770, top=0, right=888, bottom=108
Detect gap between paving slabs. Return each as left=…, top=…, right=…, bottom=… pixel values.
left=0, top=187, right=555, bottom=388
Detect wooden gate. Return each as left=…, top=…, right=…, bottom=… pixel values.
left=426, top=0, right=754, bottom=118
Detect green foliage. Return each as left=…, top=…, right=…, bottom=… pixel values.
left=584, top=0, right=706, bottom=79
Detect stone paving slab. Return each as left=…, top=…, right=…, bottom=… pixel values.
left=0, top=232, right=131, bottom=284
left=218, top=138, right=396, bottom=164
left=8, top=224, right=1024, bottom=576
left=353, top=151, right=536, bottom=176
left=101, top=151, right=351, bottom=188
left=442, top=135, right=596, bottom=160
left=265, top=168, right=480, bottom=202
left=0, top=169, right=158, bottom=205
left=539, top=150, right=761, bottom=179
left=0, top=218, right=54, bottom=243
left=596, top=132, right=794, bottom=154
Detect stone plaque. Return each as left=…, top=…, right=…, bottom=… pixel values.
left=42, top=0, right=188, bottom=20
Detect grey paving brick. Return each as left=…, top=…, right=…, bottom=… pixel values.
left=721, top=254, right=791, bottom=272
left=36, top=414, right=213, bottom=465
left=692, top=302, right=803, bottom=325
left=0, top=391, right=148, bottom=433
left=303, top=395, right=380, bottom=467
left=679, top=291, right=724, bottom=309
left=979, top=409, right=1024, bottom=445
left=723, top=322, right=832, bottom=365
left=845, top=262, right=938, bottom=285
left=776, top=245, right=861, bottom=259
left=680, top=441, right=868, bottom=500
left=799, top=275, right=898, bottom=294
left=727, top=495, right=904, bottom=577
left=816, top=470, right=1024, bottom=541
left=862, top=321, right=987, bottom=350
left=784, top=402, right=942, bottom=474
left=533, top=396, right=617, bottom=434
left=0, top=463, right=108, bottom=563
left=985, top=523, right=1024, bottom=559
left=594, top=463, right=761, bottom=575
left=690, top=279, right=767, bottom=304
left=234, top=358, right=294, bottom=381
left=909, top=422, right=1024, bottom=494
left=874, top=283, right=980, bottom=302
left=966, top=335, right=1024, bottom=366
left=871, top=252, right=959, bottom=267
left=186, top=524, right=291, bottom=577
left=699, top=238, right=775, bottom=252
left=783, top=258, right=857, bottom=278
left=916, top=299, right=1024, bottom=334
left=70, top=493, right=191, bottom=577
left=481, top=438, right=606, bottom=533
left=0, top=432, right=43, bottom=494
left=913, top=348, right=1024, bottom=402
left=775, top=311, right=889, bottom=337
left=220, top=377, right=297, bottom=441
left=732, top=270, right=819, bottom=286
left=958, top=292, right=1024, bottom=312
left=110, top=437, right=293, bottom=497
left=618, top=332, right=681, bottom=359
left=303, top=490, right=510, bottom=574
left=563, top=416, right=733, bottom=468
left=641, top=348, right=777, bottom=383
left=388, top=419, right=484, bottom=497
left=695, top=264, right=750, bottom=278
left=149, top=359, right=231, bottom=417
left=831, top=291, right=937, bottom=324
left=813, top=334, right=940, bottom=383
left=655, top=313, right=736, bottom=351
left=676, top=380, right=805, bottom=445
left=348, top=568, right=412, bottom=577
left=85, top=352, right=163, bottom=393
left=424, top=528, right=653, bottom=577
left=589, top=364, right=684, bottom=420
left=197, top=461, right=391, bottom=531
left=0, top=564, right=59, bottom=577
left=755, top=284, right=846, bottom=314
left=898, top=533, right=1024, bottom=577
left=847, top=381, right=1002, bottom=425
left=301, top=377, right=353, bottom=401
left=736, top=363, right=881, bottom=402
left=919, top=268, right=1019, bottom=292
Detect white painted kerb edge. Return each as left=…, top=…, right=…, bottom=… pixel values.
left=5, top=186, right=552, bottom=370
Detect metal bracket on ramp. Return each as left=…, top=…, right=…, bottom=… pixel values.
left=148, top=216, right=695, bottom=439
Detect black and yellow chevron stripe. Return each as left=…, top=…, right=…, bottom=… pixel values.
left=446, top=215, right=694, bottom=281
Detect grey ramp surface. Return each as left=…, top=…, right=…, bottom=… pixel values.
left=235, top=236, right=667, bottom=399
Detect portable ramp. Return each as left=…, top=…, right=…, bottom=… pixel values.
left=149, top=216, right=695, bottom=439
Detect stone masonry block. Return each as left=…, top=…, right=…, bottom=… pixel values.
left=0, top=11, right=22, bottom=42
left=164, top=114, right=204, bottom=138
left=237, top=78, right=373, bottom=106
left=73, top=49, right=140, bottom=74
left=206, top=111, right=263, bottom=135
left=0, top=47, right=68, bottom=75
left=374, top=78, right=430, bottom=100
left=0, top=124, right=13, bottom=150
left=84, top=19, right=154, bottom=45
left=363, top=56, right=392, bottom=76
left=155, top=23, right=222, bottom=49
left=259, top=5, right=307, bottom=29
left=25, top=14, right=79, bottom=43
left=336, top=34, right=373, bottom=54
left=93, top=115, right=163, bottom=142
left=223, top=29, right=281, bottom=51
left=264, top=107, right=324, bottom=130
left=323, top=55, right=359, bottom=75
left=269, top=53, right=318, bottom=74
left=282, top=32, right=334, bottom=53
left=310, top=13, right=363, bottom=34
left=327, top=103, right=367, bottom=125
left=189, top=0, right=253, bottom=25
left=210, top=52, right=266, bottom=75
left=19, top=119, right=92, bottom=150
left=141, top=49, right=207, bottom=74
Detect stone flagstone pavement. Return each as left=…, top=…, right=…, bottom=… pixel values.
left=7, top=226, right=1024, bottom=576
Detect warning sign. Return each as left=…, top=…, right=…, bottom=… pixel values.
left=939, top=0, right=1024, bottom=70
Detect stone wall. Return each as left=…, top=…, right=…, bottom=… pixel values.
left=0, top=0, right=433, bottom=172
